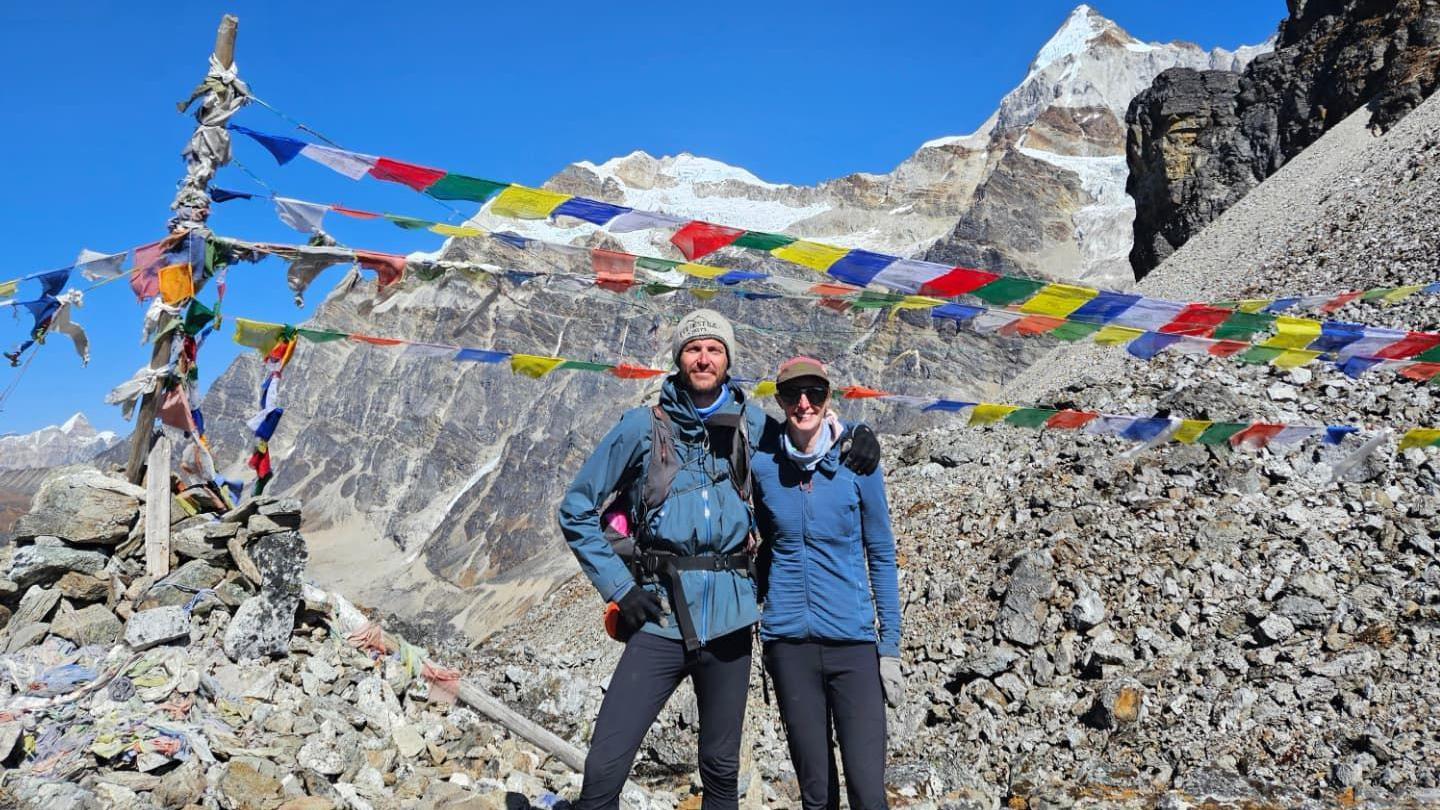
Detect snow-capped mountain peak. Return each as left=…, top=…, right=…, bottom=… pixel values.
left=1029, top=5, right=1130, bottom=76
left=0, top=412, right=118, bottom=471
left=576, top=151, right=787, bottom=191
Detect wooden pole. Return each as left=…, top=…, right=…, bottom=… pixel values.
left=144, top=434, right=172, bottom=578
left=125, top=13, right=239, bottom=485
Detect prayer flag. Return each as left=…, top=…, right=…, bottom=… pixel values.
left=1399, top=363, right=1440, bottom=382
left=930, top=303, right=983, bottom=324
left=924, top=400, right=976, bottom=413
left=1272, top=349, right=1321, bottom=369
left=971, top=309, right=1024, bottom=333
left=354, top=251, right=407, bottom=288
left=455, top=349, right=509, bottom=363
left=918, top=266, right=1000, bottom=298
left=559, top=360, right=613, bottom=372
left=718, top=271, right=767, bottom=285
left=1111, top=299, right=1186, bottom=332
left=1046, top=410, right=1098, bottom=430
left=209, top=187, right=254, bottom=203
left=385, top=215, right=431, bottom=230
left=1020, top=284, right=1098, bottom=318
left=550, top=197, right=631, bottom=225
left=826, top=250, right=896, bottom=287
left=350, top=335, right=405, bottom=346
left=1270, top=426, right=1319, bottom=446
left=1310, top=322, right=1366, bottom=354
left=732, top=231, right=796, bottom=251
left=333, top=206, right=381, bottom=219
left=1336, top=327, right=1408, bottom=360
left=870, top=259, right=953, bottom=294
left=1373, top=331, right=1440, bottom=360
left=969, top=403, right=1018, bottom=426
left=429, top=224, right=485, bottom=238
left=0, top=279, right=16, bottom=299
left=1324, top=426, right=1359, bottom=445
left=489, top=186, right=571, bottom=220
left=1005, top=408, right=1057, bottom=429
left=369, top=158, right=447, bottom=191
left=1159, top=304, right=1232, bottom=337
left=1399, top=429, right=1440, bottom=451
left=611, top=364, right=665, bottom=379
left=234, top=318, right=286, bottom=354
left=1207, top=340, right=1250, bottom=358
left=1211, top=311, right=1275, bottom=342
left=752, top=381, right=777, bottom=398
left=1230, top=423, right=1287, bottom=450
left=1381, top=284, right=1426, bottom=304
left=1125, top=332, right=1180, bottom=360
left=1092, top=326, right=1144, bottom=346
left=428, top=174, right=509, bottom=203
left=511, top=354, right=565, bottom=378
left=1260, top=316, right=1322, bottom=349
left=300, top=143, right=378, bottom=179
left=1006, top=315, right=1066, bottom=338
left=1195, top=423, right=1247, bottom=446
left=1069, top=292, right=1139, bottom=325
left=1319, top=291, right=1363, bottom=314
left=157, top=264, right=194, bottom=305
left=1173, top=420, right=1212, bottom=444
left=274, top=197, right=329, bottom=233
left=592, top=249, right=635, bottom=292
left=771, top=241, right=851, bottom=272
left=608, top=210, right=690, bottom=233
left=678, top=263, right=731, bottom=280
left=971, top=276, right=1045, bottom=306
left=35, top=268, right=70, bottom=298
left=230, top=124, right=306, bottom=164
left=297, top=328, right=348, bottom=343
left=76, top=249, right=127, bottom=282
left=1049, top=321, right=1101, bottom=342
left=1339, top=356, right=1384, bottom=378
left=129, top=239, right=168, bottom=301
left=671, top=222, right=745, bottom=260
left=840, top=386, right=887, bottom=399
left=1123, top=418, right=1175, bottom=443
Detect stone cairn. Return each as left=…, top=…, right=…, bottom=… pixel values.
left=0, top=467, right=583, bottom=809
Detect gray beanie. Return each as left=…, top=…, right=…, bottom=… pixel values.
left=672, top=309, right=736, bottom=366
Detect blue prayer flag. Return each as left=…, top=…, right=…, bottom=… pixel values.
left=455, top=349, right=509, bottom=363
left=1264, top=298, right=1300, bottom=313
left=1310, top=322, right=1366, bottom=355
left=552, top=197, right=632, bottom=226
left=931, top=304, right=983, bottom=323
left=1126, top=332, right=1180, bottom=360
left=717, top=271, right=767, bottom=286
left=1339, top=357, right=1383, bottom=378
left=35, top=269, right=70, bottom=298
left=923, top=400, right=977, bottom=413
left=230, top=124, right=307, bottom=165
left=1324, top=426, right=1359, bottom=445
left=826, top=250, right=894, bottom=287
left=210, top=187, right=255, bottom=203
left=1069, top=292, right=1140, bottom=325
left=1122, top=417, right=1173, bottom=442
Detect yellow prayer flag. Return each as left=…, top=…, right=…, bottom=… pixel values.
left=1381, top=284, right=1426, bottom=304
left=896, top=295, right=946, bottom=310
left=689, top=288, right=720, bottom=301
left=770, top=241, right=851, bottom=272
left=968, top=403, right=1019, bottom=426
left=510, top=354, right=566, bottom=379
left=752, top=381, right=777, bottom=399
left=429, top=224, right=485, bottom=238
left=1092, top=326, right=1144, bottom=346
left=1261, top=316, right=1322, bottom=349
left=1237, top=300, right=1272, bottom=313
left=0, top=279, right=17, bottom=299
left=233, top=318, right=285, bottom=355
left=488, top=186, right=570, bottom=220
left=677, top=263, right=731, bottom=280
left=157, top=263, right=194, bottom=305
left=1173, top=420, right=1213, bottom=444
left=1272, top=349, right=1322, bottom=369
left=1019, top=283, right=1098, bottom=318
left=1399, top=428, right=1440, bottom=451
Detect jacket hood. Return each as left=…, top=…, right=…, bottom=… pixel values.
left=661, top=374, right=749, bottom=442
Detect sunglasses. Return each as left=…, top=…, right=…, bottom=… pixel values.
left=776, top=384, right=830, bottom=406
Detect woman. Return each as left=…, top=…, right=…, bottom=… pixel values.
left=751, top=356, right=903, bottom=810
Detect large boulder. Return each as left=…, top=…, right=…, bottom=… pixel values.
left=11, top=468, right=143, bottom=545
left=124, top=606, right=191, bottom=651
left=50, top=604, right=122, bottom=647
left=7, top=543, right=110, bottom=588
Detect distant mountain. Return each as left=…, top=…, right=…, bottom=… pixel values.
left=0, top=413, right=119, bottom=471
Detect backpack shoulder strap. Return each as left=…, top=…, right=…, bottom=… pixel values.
left=641, top=406, right=680, bottom=518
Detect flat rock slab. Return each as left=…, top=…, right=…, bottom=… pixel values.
left=8, top=544, right=110, bottom=589
left=125, top=606, right=191, bottom=651
left=51, top=604, right=122, bottom=647
left=223, top=592, right=299, bottom=662
left=12, top=468, right=143, bottom=545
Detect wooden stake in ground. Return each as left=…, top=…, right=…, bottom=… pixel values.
left=124, top=13, right=239, bottom=485
left=144, top=434, right=172, bottom=578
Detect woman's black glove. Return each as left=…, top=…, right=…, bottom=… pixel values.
left=841, top=424, right=881, bottom=475
left=618, top=587, right=665, bottom=631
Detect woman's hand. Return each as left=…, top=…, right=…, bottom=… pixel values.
left=880, top=656, right=904, bottom=707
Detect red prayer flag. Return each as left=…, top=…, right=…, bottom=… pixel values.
left=354, top=250, right=407, bottom=288
left=591, top=249, right=636, bottom=293
left=817, top=298, right=851, bottom=314
left=920, top=267, right=999, bottom=297
left=1208, top=340, right=1250, bottom=358
left=129, top=237, right=171, bottom=301
left=1373, top=331, right=1440, bottom=360
left=1230, top=423, right=1286, bottom=449
left=1004, top=315, right=1066, bottom=337
left=349, top=335, right=406, bottom=346
left=1159, top=304, right=1233, bottom=337
left=1318, top=291, right=1363, bottom=315
left=670, top=221, right=745, bottom=260
left=248, top=448, right=272, bottom=479
left=1046, top=410, right=1099, bottom=430
left=333, top=206, right=382, bottom=220
left=1399, top=362, right=1440, bottom=382
left=809, top=283, right=861, bottom=298
left=840, top=385, right=888, bottom=399
left=368, top=158, right=447, bottom=191
left=611, top=364, right=666, bottom=380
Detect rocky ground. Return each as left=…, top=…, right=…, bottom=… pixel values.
left=0, top=469, right=586, bottom=809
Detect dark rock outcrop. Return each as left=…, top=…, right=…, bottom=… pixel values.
left=1127, top=0, right=1440, bottom=278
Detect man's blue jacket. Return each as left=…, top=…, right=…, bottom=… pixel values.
left=558, top=375, right=767, bottom=646
left=751, top=418, right=901, bottom=658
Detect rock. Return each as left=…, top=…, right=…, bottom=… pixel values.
left=298, top=738, right=350, bottom=776
left=7, top=543, right=110, bottom=588
left=217, top=759, right=283, bottom=810
left=247, top=529, right=309, bottom=595
left=152, top=760, right=207, bottom=808
left=124, top=606, right=191, bottom=651
left=55, top=571, right=110, bottom=602
left=1257, top=613, right=1296, bottom=645
left=277, top=799, right=337, bottom=810
left=137, top=559, right=227, bottom=610
left=50, top=603, right=122, bottom=647
left=996, top=551, right=1056, bottom=646
left=1068, top=590, right=1106, bottom=631
left=171, top=523, right=232, bottom=563
left=222, top=591, right=300, bottom=661
left=959, top=645, right=1021, bottom=679
left=12, top=468, right=143, bottom=545
left=1083, top=679, right=1145, bottom=730
left=4, top=622, right=49, bottom=653
left=11, top=585, right=61, bottom=625
left=1275, top=595, right=1330, bottom=628
left=227, top=533, right=263, bottom=587
left=393, top=724, right=426, bottom=758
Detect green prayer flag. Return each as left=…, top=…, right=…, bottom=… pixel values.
left=1414, top=346, right=1440, bottom=363
left=386, top=215, right=431, bottom=230
left=182, top=300, right=215, bottom=335
left=1361, top=287, right=1392, bottom=301
left=558, top=360, right=613, bottom=372
left=1212, top=311, right=1276, bottom=341
left=636, top=257, right=680, bottom=272
left=732, top=231, right=796, bottom=251
left=642, top=283, right=682, bottom=296
left=1238, top=346, right=1285, bottom=365
left=971, top=277, right=1045, bottom=306
left=1049, top=321, right=1101, bottom=342
left=427, top=174, right=508, bottom=203
left=411, top=263, right=445, bottom=282
left=850, top=292, right=907, bottom=310
left=1196, top=423, right=1248, bottom=446
left=1004, top=408, right=1057, bottom=429
left=297, top=328, right=348, bottom=343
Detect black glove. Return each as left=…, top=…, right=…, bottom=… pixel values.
left=841, top=424, right=881, bottom=475
left=617, top=587, right=665, bottom=632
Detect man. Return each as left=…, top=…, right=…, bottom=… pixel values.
left=559, top=309, right=878, bottom=809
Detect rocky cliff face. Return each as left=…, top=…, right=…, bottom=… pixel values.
left=1127, top=0, right=1440, bottom=277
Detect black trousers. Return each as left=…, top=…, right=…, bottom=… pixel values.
left=576, top=629, right=753, bottom=810
left=764, top=640, right=888, bottom=810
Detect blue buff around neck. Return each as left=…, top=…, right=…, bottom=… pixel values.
left=694, top=384, right=731, bottom=422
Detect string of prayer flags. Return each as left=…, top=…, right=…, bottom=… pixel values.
left=228, top=124, right=1440, bottom=347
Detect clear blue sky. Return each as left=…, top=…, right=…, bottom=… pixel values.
left=0, top=1, right=1282, bottom=436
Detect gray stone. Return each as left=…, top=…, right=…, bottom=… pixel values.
left=1068, top=590, right=1106, bottom=631
left=12, top=468, right=143, bottom=545
left=137, top=559, right=227, bottom=610
left=248, top=529, right=309, bottom=595
left=171, top=524, right=232, bottom=563
left=1257, top=613, right=1295, bottom=645
left=124, top=606, right=191, bottom=651
left=1275, top=595, right=1331, bottom=628
left=222, top=592, right=299, bottom=661
left=5, top=622, right=50, bottom=653
left=50, top=604, right=122, bottom=647
left=7, top=543, right=109, bottom=588
left=996, top=551, right=1056, bottom=646
left=12, top=585, right=61, bottom=625
left=1083, top=678, right=1145, bottom=730
left=55, top=571, right=110, bottom=602
left=959, top=645, right=1021, bottom=679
